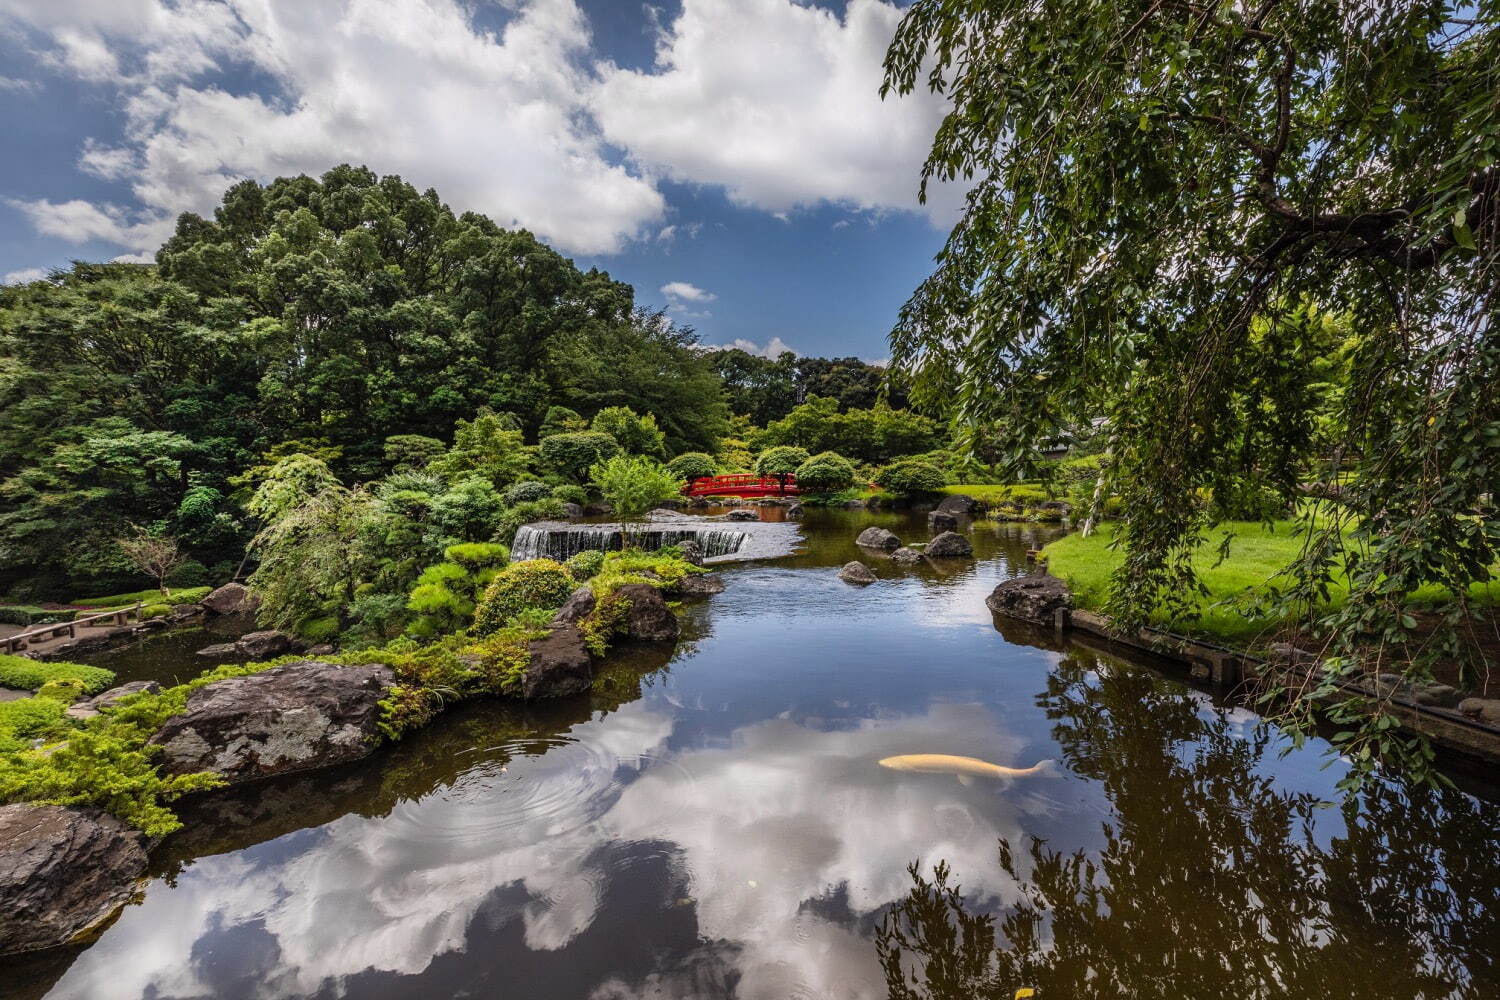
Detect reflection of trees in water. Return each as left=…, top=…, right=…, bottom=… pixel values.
left=878, top=651, right=1500, bottom=999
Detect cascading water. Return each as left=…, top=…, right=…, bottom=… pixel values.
left=509, top=517, right=798, bottom=563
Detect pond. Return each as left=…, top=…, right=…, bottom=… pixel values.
left=7, top=509, right=1498, bottom=999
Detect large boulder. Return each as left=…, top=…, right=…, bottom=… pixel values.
left=986, top=575, right=1072, bottom=623
left=890, top=547, right=927, bottom=567
left=927, top=510, right=959, bottom=533
left=0, top=805, right=148, bottom=955
left=65, top=680, right=162, bottom=720
left=551, top=585, right=597, bottom=626
left=521, top=625, right=595, bottom=699
left=925, top=531, right=974, bottom=558
left=677, top=573, right=726, bottom=597
left=726, top=509, right=758, bottom=521
left=839, top=561, right=878, bottom=585
left=855, top=526, right=902, bottom=550
left=201, top=582, right=256, bottom=616
left=935, top=493, right=980, bottom=516
left=149, top=661, right=395, bottom=785
left=561, top=502, right=585, bottom=519
left=615, top=583, right=680, bottom=641
left=195, top=629, right=300, bottom=661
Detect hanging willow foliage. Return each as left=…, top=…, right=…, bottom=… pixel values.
left=883, top=0, right=1500, bottom=784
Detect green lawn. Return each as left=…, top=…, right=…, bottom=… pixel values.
left=0, top=654, right=116, bottom=694
left=70, top=585, right=212, bottom=608
left=942, top=483, right=1053, bottom=506
left=1043, top=521, right=1500, bottom=645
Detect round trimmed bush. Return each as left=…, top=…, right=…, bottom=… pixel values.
left=667, top=452, right=717, bottom=481
left=875, top=458, right=947, bottom=498
left=794, top=451, right=855, bottom=493
left=541, top=431, right=621, bottom=483
left=473, top=559, right=576, bottom=634
left=565, top=549, right=607, bottom=581
left=755, top=445, right=810, bottom=477
left=504, top=480, right=552, bottom=506
left=552, top=484, right=588, bottom=506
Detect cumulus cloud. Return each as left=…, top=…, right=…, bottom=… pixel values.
left=1, top=0, right=666, bottom=256
left=660, top=280, right=716, bottom=303
left=592, top=0, right=962, bottom=225
left=700, top=337, right=796, bottom=358
left=2, top=266, right=47, bottom=284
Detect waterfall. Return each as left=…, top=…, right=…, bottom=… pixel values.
left=510, top=523, right=751, bottom=562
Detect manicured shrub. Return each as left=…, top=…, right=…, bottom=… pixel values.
left=551, top=484, right=588, bottom=506
left=795, top=451, right=856, bottom=494
left=566, top=549, right=607, bottom=581
left=539, top=405, right=586, bottom=439
left=296, top=615, right=341, bottom=642
left=36, top=678, right=88, bottom=703
left=140, top=603, right=173, bottom=619
left=755, top=445, right=810, bottom=478
left=429, top=477, right=506, bottom=542
left=165, top=560, right=209, bottom=588
left=504, top=480, right=552, bottom=506
left=875, top=458, right=947, bottom=498
left=541, top=431, right=621, bottom=483
left=0, top=697, right=67, bottom=752
left=71, top=586, right=212, bottom=608
left=0, top=654, right=115, bottom=695
left=667, top=451, right=717, bottom=482
left=495, top=497, right=567, bottom=546
left=588, top=454, right=684, bottom=523
left=473, top=560, right=576, bottom=635
left=591, top=406, right=667, bottom=458
left=405, top=542, right=510, bottom=638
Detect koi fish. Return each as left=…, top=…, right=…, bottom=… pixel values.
left=879, top=754, right=1055, bottom=785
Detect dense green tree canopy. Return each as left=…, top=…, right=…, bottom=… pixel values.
left=885, top=0, right=1500, bottom=771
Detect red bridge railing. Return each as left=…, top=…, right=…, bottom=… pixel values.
left=682, top=474, right=799, bottom=498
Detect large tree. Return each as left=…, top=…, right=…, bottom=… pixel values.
left=884, top=1, right=1499, bottom=776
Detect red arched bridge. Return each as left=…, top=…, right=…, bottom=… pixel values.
left=682, top=474, right=800, bottom=498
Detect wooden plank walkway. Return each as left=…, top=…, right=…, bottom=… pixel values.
left=0, top=603, right=144, bottom=657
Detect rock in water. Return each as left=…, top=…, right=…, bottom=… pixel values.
left=986, top=576, right=1072, bottom=622
left=0, top=805, right=148, bottom=956
left=935, top=494, right=979, bottom=516
left=726, top=509, right=758, bottom=521
left=614, top=584, right=681, bottom=641
left=677, top=573, right=727, bottom=597
left=201, top=582, right=255, bottom=615
left=839, top=561, right=878, bottom=585
left=522, top=626, right=595, bottom=699
left=925, top=531, right=974, bottom=558
left=196, top=629, right=301, bottom=660
left=149, top=661, right=395, bottom=785
left=890, top=547, right=926, bottom=566
left=855, top=526, right=901, bottom=550
left=677, top=540, right=706, bottom=566
left=927, top=511, right=959, bottom=533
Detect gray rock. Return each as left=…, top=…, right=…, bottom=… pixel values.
left=1457, top=697, right=1500, bottom=726
left=65, top=680, right=162, bottom=720
left=678, top=540, right=705, bottom=566
left=149, top=661, right=395, bottom=785
left=726, top=509, right=758, bottom=521
left=170, top=603, right=207, bottom=623
left=0, top=804, right=148, bottom=956
left=521, top=626, right=595, bottom=699
left=306, top=643, right=336, bottom=656
left=677, top=573, right=726, bottom=597
left=551, top=586, right=598, bottom=626
left=890, top=547, right=926, bottom=566
left=1268, top=642, right=1318, bottom=666
left=583, top=502, right=614, bottom=515
left=1413, top=683, right=1463, bottom=708
left=839, top=561, right=877, bottom=585
left=562, top=502, right=584, bottom=518
left=855, top=526, right=901, bottom=550
left=986, top=575, right=1071, bottom=622
left=201, top=582, right=254, bottom=616
left=935, top=493, right=979, bottom=516
left=927, top=510, right=959, bottom=533
left=196, top=629, right=300, bottom=661
left=615, top=583, right=681, bottom=641
left=925, top=531, right=974, bottom=558
left=195, top=640, right=241, bottom=659
left=786, top=503, right=804, bottom=518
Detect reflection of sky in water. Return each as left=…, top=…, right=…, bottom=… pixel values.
left=32, top=513, right=1499, bottom=999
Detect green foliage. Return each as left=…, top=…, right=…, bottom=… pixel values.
left=589, top=454, right=683, bottom=526
left=495, top=497, right=567, bottom=546
left=376, top=684, right=439, bottom=741
left=0, top=654, right=115, bottom=694
left=503, top=480, right=553, bottom=506
left=296, top=615, right=341, bottom=642
left=473, top=559, right=576, bottom=635
left=383, top=434, right=445, bottom=472
left=551, top=484, right=588, bottom=506
left=565, top=549, right=607, bottom=582
left=405, top=542, right=510, bottom=638
left=72, top=585, right=212, bottom=607
left=666, top=451, right=717, bottom=481
left=428, top=476, right=506, bottom=542
left=754, top=445, right=810, bottom=477
left=0, top=697, right=68, bottom=752
left=590, top=406, right=667, bottom=458
left=754, top=396, right=942, bottom=463
left=883, top=1, right=1500, bottom=778
left=539, top=405, right=587, bottom=439
left=875, top=459, right=947, bottom=498
left=794, top=451, right=856, bottom=494
left=589, top=550, right=702, bottom=595
left=541, top=431, right=621, bottom=483
left=704, top=350, right=909, bottom=425
left=427, top=411, right=534, bottom=488
left=140, top=603, right=173, bottom=619
left=35, top=678, right=88, bottom=703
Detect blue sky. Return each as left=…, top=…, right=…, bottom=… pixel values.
left=0, top=0, right=957, bottom=360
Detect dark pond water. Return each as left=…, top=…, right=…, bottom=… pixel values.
left=8, top=509, right=1499, bottom=999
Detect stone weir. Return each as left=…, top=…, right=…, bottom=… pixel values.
left=511, top=515, right=799, bottom=564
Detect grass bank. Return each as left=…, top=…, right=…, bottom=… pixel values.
left=1043, top=521, right=1500, bottom=645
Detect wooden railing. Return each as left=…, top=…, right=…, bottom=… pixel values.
left=0, top=603, right=144, bottom=655
left=683, top=474, right=800, bottom=498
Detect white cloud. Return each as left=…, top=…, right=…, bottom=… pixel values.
left=700, top=336, right=796, bottom=358
left=660, top=280, right=716, bottom=303
left=1, top=0, right=666, bottom=256
left=0, top=74, right=39, bottom=92
left=2, top=266, right=47, bottom=284
left=592, top=0, right=963, bottom=225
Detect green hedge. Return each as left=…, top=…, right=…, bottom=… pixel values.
left=0, top=654, right=116, bottom=694
left=70, top=585, right=212, bottom=608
